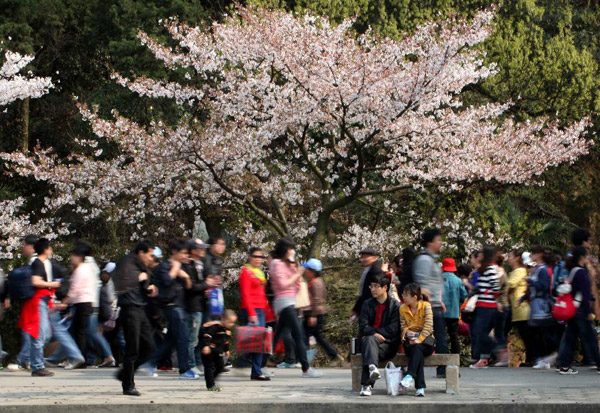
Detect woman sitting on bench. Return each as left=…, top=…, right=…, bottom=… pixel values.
left=400, top=283, right=435, bottom=397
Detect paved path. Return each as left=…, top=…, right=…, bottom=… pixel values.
left=0, top=366, right=599, bottom=411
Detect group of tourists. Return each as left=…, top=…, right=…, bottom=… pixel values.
left=0, top=227, right=598, bottom=398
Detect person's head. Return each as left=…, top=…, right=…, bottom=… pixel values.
left=496, top=251, right=505, bottom=267
left=22, top=234, right=39, bottom=258
left=101, top=262, right=116, bottom=284
left=571, top=228, right=591, bottom=248
left=469, top=250, right=482, bottom=268
left=508, top=248, right=524, bottom=270
left=402, top=282, right=429, bottom=306
left=272, top=237, right=296, bottom=262
left=69, top=241, right=92, bottom=267
left=456, top=263, right=472, bottom=279
left=34, top=238, right=52, bottom=257
left=221, top=309, right=238, bottom=330
left=391, top=254, right=402, bottom=274
left=566, top=246, right=588, bottom=270
left=301, top=258, right=323, bottom=279
left=441, top=258, right=457, bottom=273
left=188, top=238, right=208, bottom=260
left=208, top=236, right=226, bottom=256
left=529, top=245, right=545, bottom=264
left=542, top=249, right=555, bottom=268
left=134, top=239, right=155, bottom=267
left=368, top=274, right=390, bottom=301
left=422, top=228, right=442, bottom=254
left=247, top=247, right=266, bottom=268
left=359, top=248, right=378, bottom=267
left=480, top=244, right=497, bottom=269
left=168, top=239, right=189, bottom=263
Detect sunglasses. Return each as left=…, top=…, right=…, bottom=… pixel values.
left=251, top=255, right=266, bottom=259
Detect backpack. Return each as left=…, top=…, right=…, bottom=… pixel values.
left=552, top=267, right=582, bottom=322
left=7, top=265, right=35, bottom=300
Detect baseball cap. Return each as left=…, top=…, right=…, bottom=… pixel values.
left=102, top=262, right=116, bottom=274
left=153, top=247, right=163, bottom=259
left=301, top=258, right=323, bottom=272
left=188, top=238, right=208, bottom=250
left=359, top=247, right=379, bottom=256
left=522, top=252, right=534, bottom=267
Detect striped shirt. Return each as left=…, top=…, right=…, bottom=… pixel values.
left=400, top=300, right=434, bottom=343
left=475, top=265, right=500, bottom=308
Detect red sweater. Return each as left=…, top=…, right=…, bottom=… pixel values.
left=239, top=266, right=269, bottom=318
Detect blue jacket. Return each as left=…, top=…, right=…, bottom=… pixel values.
left=442, top=272, right=468, bottom=319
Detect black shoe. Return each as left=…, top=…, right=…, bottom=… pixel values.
left=32, top=368, right=54, bottom=377
left=123, top=387, right=141, bottom=396
left=251, top=375, right=271, bottom=381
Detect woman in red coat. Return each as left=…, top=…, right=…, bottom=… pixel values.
left=239, top=247, right=272, bottom=381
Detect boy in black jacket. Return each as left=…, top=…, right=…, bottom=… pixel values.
left=358, top=275, right=400, bottom=397
left=201, top=309, right=237, bottom=391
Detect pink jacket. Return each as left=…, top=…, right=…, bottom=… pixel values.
left=269, top=259, right=298, bottom=299
left=68, top=263, right=96, bottom=304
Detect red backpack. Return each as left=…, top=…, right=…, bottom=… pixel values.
left=552, top=267, right=582, bottom=322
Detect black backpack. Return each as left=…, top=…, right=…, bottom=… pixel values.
left=7, top=265, right=35, bottom=300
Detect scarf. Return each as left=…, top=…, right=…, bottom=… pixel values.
left=244, top=264, right=266, bottom=284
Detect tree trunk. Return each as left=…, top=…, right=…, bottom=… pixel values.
left=307, top=212, right=329, bottom=259
left=19, top=98, right=30, bottom=152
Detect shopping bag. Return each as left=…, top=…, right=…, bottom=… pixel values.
left=236, top=326, right=273, bottom=354
left=384, top=361, right=403, bottom=396
left=295, top=279, right=310, bottom=309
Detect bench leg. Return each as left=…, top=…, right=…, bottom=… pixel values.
left=352, top=364, right=361, bottom=392
left=445, top=365, right=459, bottom=395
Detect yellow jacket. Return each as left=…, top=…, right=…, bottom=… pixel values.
left=400, top=300, right=434, bottom=343
left=508, top=267, right=530, bottom=322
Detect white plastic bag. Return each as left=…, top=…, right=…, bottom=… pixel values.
left=384, top=361, right=403, bottom=396
left=464, top=295, right=478, bottom=312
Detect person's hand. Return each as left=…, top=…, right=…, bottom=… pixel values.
left=206, top=276, right=220, bottom=288
left=139, top=272, right=148, bottom=282
left=202, top=346, right=211, bottom=355
left=226, top=351, right=230, bottom=358
left=373, top=333, right=386, bottom=343
left=54, top=302, right=67, bottom=311
left=147, top=285, right=158, bottom=297
left=588, top=313, right=596, bottom=321
left=497, top=302, right=504, bottom=312
left=178, top=270, right=190, bottom=279
left=441, top=302, right=447, bottom=314
left=410, top=337, right=421, bottom=345
left=249, top=315, right=258, bottom=324
left=171, top=260, right=182, bottom=273
left=49, top=280, right=61, bottom=289
left=381, top=263, right=389, bottom=272
left=307, top=317, right=317, bottom=327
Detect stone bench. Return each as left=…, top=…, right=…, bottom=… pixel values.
left=351, top=353, right=460, bottom=394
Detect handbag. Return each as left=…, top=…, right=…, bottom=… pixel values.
left=384, top=361, right=403, bottom=396
left=552, top=267, right=582, bottom=322
left=460, top=296, right=477, bottom=324
left=236, top=326, right=273, bottom=354
left=295, top=278, right=310, bottom=309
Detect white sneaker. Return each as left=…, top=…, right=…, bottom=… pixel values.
left=368, top=364, right=381, bottom=383
left=533, top=360, right=551, bottom=370
left=543, top=352, right=558, bottom=367
left=64, top=359, right=85, bottom=370
left=261, top=370, right=275, bottom=378
left=191, top=367, right=204, bottom=377
left=400, top=374, right=415, bottom=390
left=6, top=363, right=24, bottom=372
left=302, top=367, right=322, bottom=378
left=359, top=385, right=372, bottom=396
left=415, top=388, right=425, bottom=397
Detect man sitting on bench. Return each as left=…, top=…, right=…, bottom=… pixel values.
left=358, top=274, right=400, bottom=396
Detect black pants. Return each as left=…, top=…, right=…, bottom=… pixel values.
left=445, top=318, right=460, bottom=354
left=71, top=302, right=93, bottom=356
left=273, top=306, right=309, bottom=371
left=119, top=305, right=156, bottom=391
left=513, top=321, right=535, bottom=364
left=360, top=335, right=398, bottom=386
left=202, top=351, right=225, bottom=389
left=303, top=314, right=338, bottom=359
left=532, top=324, right=561, bottom=360
left=558, top=314, right=600, bottom=368
left=432, top=306, right=448, bottom=375
left=404, top=342, right=434, bottom=389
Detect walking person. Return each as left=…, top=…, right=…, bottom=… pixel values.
left=238, top=247, right=272, bottom=381
left=492, top=252, right=510, bottom=367
left=200, top=310, right=237, bottom=391
left=557, top=246, right=600, bottom=374
left=270, top=238, right=321, bottom=378
left=507, top=249, right=534, bottom=367
left=113, top=240, right=159, bottom=396
left=441, top=258, right=467, bottom=355
left=400, top=283, right=435, bottom=397
left=413, top=228, right=448, bottom=378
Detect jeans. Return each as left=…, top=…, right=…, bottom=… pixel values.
left=494, top=307, right=509, bottom=350
left=46, top=311, right=84, bottom=364
left=119, top=305, right=156, bottom=391
left=303, top=314, right=338, bottom=359
left=85, top=312, right=114, bottom=364
left=239, top=309, right=266, bottom=378
left=472, top=307, right=497, bottom=359
left=273, top=305, right=309, bottom=371
left=29, top=298, right=51, bottom=372
left=360, top=335, right=398, bottom=386
left=17, top=331, right=31, bottom=366
left=404, top=342, right=434, bottom=389
left=432, top=306, right=448, bottom=375
left=147, top=306, right=189, bottom=374
left=445, top=318, right=460, bottom=354
left=558, top=314, right=600, bottom=368
left=186, top=311, right=204, bottom=369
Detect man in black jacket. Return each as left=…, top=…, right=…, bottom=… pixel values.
left=351, top=248, right=384, bottom=320
left=113, top=240, right=158, bottom=396
left=358, top=274, right=400, bottom=397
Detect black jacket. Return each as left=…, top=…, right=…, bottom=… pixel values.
left=203, top=252, right=223, bottom=278
left=184, top=259, right=209, bottom=313
left=352, top=261, right=384, bottom=315
left=201, top=321, right=231, bottom=354
left=359, top=296, right=400, bottom=342
left=113, top=253, right=152, bottom=307
left=154, top=260, right=187, bottom=307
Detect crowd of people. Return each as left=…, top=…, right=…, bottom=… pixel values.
left=0, top=227, right=598, bottom=398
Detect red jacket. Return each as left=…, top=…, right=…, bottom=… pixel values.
left=239, top=266, right=270, bottom=318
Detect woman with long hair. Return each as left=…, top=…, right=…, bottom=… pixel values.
left=507, top=249, right=534, bottom=366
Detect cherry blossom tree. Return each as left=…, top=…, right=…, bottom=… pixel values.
left=2, top=7, right=592, bottom=258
